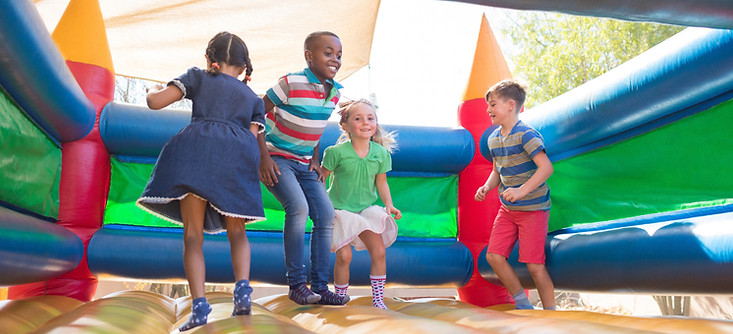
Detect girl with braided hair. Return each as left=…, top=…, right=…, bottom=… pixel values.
left=138, top=31, right=264, bottom=331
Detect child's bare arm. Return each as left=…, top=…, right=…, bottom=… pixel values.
left=376, top=173, right=401, bottom=219
left=501, top=150, right=553, bottom=203
left=475, top=164, right=500, bottom=201
left=320, top=166, right=332, bottom=183
left=258, top=95, right=280, bottom=186
left=146, top=84, right=184, bottom=110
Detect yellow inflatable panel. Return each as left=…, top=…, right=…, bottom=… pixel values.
left=33, top=290, right=175, bottom=333
left=257, top=294, right=485, bottom=333
left=3, top=291, right=733, bottom=333
left=462, top=15, right=512, bottom=102
left=51, top=0, right=114, bottom=73
left=0, top=295, right=83, bottom=334
left=176, top=291, right=312, bottom=333
left=510, top=309, right=733, bottom=334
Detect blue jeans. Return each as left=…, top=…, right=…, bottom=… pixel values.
left=266, top=156, right=334, bottom=291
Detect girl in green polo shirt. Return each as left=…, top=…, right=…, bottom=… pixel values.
left=321, top=99, right=400, bottom=309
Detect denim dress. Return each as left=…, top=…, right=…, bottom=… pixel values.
left=137, top=67, right=266, bottom=233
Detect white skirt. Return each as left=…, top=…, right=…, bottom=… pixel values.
left=331, top=205, right=399, bottom=252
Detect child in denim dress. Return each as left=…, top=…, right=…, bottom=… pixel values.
left=137, top=31, right=265, bottom=331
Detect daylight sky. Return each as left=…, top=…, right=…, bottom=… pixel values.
left=340, top=0, right=517, bottom=127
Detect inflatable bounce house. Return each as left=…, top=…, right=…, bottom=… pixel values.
left=1, top=0, right=733, bottom=332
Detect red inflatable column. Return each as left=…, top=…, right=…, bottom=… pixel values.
left=456, top=15, right=514, bottom=307
left=8, top=0, right=114, bottom=301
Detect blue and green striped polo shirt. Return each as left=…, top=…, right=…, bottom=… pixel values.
left=487, top=120, right=551, bottom=211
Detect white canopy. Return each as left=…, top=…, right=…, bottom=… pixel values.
left=34, top=0, right=380, bottom=94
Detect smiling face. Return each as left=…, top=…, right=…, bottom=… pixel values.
left=486, top=92, right=518, bottom=129
left=305, top=35, right=342, bottom=83
left=341, top=102, right=377, bottom=141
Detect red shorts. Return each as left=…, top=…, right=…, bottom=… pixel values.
left=487, top=205, right=549, bottom=264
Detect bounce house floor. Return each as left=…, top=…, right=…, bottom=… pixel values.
left=2, top=290, right=733, bottom=333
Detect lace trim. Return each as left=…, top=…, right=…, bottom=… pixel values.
left=136, top=193, right=265, bottom=234
left=252, top=121, right=266, bottom=134
left=169, top=79, right=187, bottom=98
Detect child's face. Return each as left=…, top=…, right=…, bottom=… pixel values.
left=486, top=93, right=516, bottom=126
left=306, top=35, right=342, bottom=83
left=342, top=103, right=377, bottom=141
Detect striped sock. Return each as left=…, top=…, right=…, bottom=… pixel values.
left=370, top=275, right=387, bottom=309
left=335, top=283, right=349, bottom=297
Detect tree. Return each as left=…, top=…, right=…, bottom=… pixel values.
left=502, top=13, right=684, bottom=108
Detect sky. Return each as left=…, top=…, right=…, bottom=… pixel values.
left=338, top=0, right=517, bottom=127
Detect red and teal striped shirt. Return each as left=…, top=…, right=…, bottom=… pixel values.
left=264, top=68, right=342, bottom=163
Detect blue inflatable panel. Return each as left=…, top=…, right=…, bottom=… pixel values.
left=0, top=1, right=95, bottom=144
left=0, top=206, right=83, bottom=285
left=478, top=208, right=733, bottom=294
left=88, top=226, right=473, bottom=287
left=449, top=0, right=733, bottom=30
left=100, top=102, right=475, bottom=174
left=99, top=102, right=191, bottom=159
left=480, top=28, right=733, bottom=162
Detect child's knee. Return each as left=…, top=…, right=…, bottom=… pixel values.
left=526, top=263, right=548, bottom=277
left=486, top=252, right=505, bottom=265
left=183, top=230, right=204, bottom=247
left=336, top=248, right=352, bottom=264
left=370, top=245, right=386, bottom=260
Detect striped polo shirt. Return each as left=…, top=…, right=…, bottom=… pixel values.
left=264, top=68, right=342, bottom=163
left=487, top=120, right=551, bottom=211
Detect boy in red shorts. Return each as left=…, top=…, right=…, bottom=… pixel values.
left=475, top=79, right=555, bottom=310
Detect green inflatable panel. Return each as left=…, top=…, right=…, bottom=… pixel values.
left=104, top=158, right=458, bottom=238
left=0, top=87, right=61, bottom=217
left=548, top=99, right=733, bottom=231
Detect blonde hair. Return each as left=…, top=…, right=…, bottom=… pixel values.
left=337, top=99, right=396, bottom=153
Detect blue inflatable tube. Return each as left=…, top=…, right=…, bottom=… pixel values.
left=0, top=1, right=94, bottom=144
left=480, top=28, right=733, bottom=162
left=477, top=209, right=733, bottom=294
left=100, top=102, right=475, bottom=175
left=88, top=226, right=473, bottom=287
left=449, top=0, right=733, bottom=30
left=0, top=206, right=83, bottom=285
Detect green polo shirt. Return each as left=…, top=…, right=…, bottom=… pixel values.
left=322, top=141, right=391, bottom=212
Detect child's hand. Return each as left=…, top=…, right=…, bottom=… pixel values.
left=146, top=84, right=164, bottom=94
left=386, top=205, right=402, bottom=220
left=259, top=155, right=280, bottom=186
left=500, top=187, right=527, bottom=203
left=474, top=186, right=489, bottom=201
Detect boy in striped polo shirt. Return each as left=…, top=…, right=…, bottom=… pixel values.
left=474, top=79, right=556, bottom=310
left=257, top=31, right=348, bottom=306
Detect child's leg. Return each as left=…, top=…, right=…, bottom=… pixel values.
left=527, top=263, right=555, bottom=310
left=180, top=194, right=207, bottom=299
left=179, top=195, right=211, bottom=330
left=265, top=158, right=320, bottom=304
left=360, top=230, right=388, bottom=309
left=487, top=252, right=533, bottom=309
left=298, top=169, right=344, bottom=305
left=334, top=246, right=352, bottom=296
left=227, top=217, right=250, bottom=281
left=227, top=217, right=253, bottom=315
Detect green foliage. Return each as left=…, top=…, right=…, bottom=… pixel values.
left=502, top=13, right=684, bottom=108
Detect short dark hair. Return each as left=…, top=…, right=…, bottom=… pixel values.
left=304, top=31, right=339, bottom=51
left=486, top=79, right=526, bottom=112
